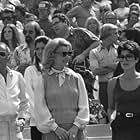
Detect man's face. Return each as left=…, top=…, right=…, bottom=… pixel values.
left=52, top=17, right=66, bottom=35
left=82, top=0, right=93, bottom=7
left=2, top=12, right=14, bottom=25
left=38, top=8, right=50, bottom=19
left=24, top=24, right=36, bottom=44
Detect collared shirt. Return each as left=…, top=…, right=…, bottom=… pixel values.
left=33, top=67, right=89, bottom=133
left=0, top=67, right=29, bottom=118
left=66, top=27, right=99, bottom=58
left=89, top=43, right=118, bottom=82
left=13, top=43, right=32, bottom=66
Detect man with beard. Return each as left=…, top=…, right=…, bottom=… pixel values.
left=13, top=21, right=42, bottom=75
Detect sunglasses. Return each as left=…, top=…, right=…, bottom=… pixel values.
left=118, top=54, right=135, bottom=61
left=56, top=51, right=73, bottom=57
left=0, top=52, right=6, bottom=57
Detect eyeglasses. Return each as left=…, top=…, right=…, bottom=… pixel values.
left=118, top=54, right=135, bottom=61
left=0, top=52, right=6, bottom=57
left=56, top=51, right=73, bottom=57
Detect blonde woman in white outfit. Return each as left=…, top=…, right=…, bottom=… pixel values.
left=24, top=36, right=50, bottom=140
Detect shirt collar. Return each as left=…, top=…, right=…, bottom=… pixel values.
left=100, top=43, right=118, bottom=51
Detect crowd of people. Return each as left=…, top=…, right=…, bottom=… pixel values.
left=0, top=0, right=140, bottom=140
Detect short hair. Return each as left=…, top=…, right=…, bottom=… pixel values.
left=24, top=21, right=42, bottom=37
left=15, top=4, right=27, bottom=16
left=125, top=28, right=140, bottom=46
left=52, top=13, right=70, bottom=26
left=100, top=23, right=118, bottom=40
left=117, top=40, right=140, bottom=59
left=42, top=38, right=72, bottom=69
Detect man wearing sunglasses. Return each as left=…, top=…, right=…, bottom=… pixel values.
left=52, top=13, right=100, bottom=70
left=0, top=42, right=29, bottom=140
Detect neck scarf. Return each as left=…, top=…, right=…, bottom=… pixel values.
left=49, top=67, right=67, bottom=87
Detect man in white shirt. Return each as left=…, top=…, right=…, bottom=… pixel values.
left=0, top=42, right=29, bottom=140
left=89, top=23, right=118, bottom=113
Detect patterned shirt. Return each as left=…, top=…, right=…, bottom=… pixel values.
left=13, top=44, right=32, bottom=66
left=66, top=27, right=99, bottom=58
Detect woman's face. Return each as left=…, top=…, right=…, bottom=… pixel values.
left=118, top=0, right=125, bottom=8
left=104, top=13, right=117, bottom=25
left=35, top=42, right=46, bottom=61
left=130, top=5, right=139, bottom=13
left=4, top=27, right=13, bottom=41
left=53, top=45, right=72, bottom=70
left=118, top=50, right=137, bottom=70
left=129, top=14, right=139, bottom=24
left=87, top=19, right=98, bottom=34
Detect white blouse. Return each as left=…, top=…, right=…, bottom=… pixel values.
left=33, top=67, right=90, bottom=133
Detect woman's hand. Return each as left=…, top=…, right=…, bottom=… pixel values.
left=68, top=125, right=79, bottom=140
left=54, top=126, right=69, bottom=140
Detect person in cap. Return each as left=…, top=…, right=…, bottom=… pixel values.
left=38, top=1, right=55, bottom=38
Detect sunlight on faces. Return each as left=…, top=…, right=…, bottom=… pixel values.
left=53, top=45, right=72, bottom=69
left=86, top=18, right=99, bottom=34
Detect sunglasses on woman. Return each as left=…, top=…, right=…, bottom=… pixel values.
left=56, top=51, right=73, bottom=57
left=0, top=52, right=6, bottom=57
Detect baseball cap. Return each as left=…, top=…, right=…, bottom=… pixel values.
left=38, top=1, right=52, bottom=9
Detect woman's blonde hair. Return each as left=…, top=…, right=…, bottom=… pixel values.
left=42, top=38, right=72, bottom=69
left=85, top=16, right=101, bottom=37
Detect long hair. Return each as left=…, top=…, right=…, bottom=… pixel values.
left=34, top=36, right=51, bottom=72
left=1, top=24, right=20, bottom=49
